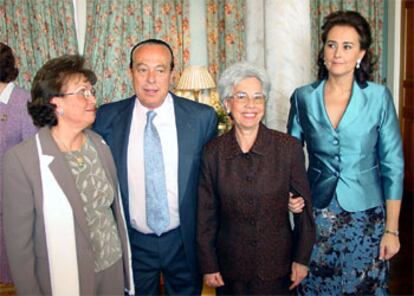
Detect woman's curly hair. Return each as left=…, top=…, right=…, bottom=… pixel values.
left=28, top=55, right=96, bottom=127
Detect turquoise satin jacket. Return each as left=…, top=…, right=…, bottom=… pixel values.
left=288, top=80, right=404, bottom=212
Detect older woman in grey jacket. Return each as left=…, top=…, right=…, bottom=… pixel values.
left=3, top=55, right=134, bottom=295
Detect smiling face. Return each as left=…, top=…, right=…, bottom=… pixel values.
left=52, top=74, right=97, bottom=130
left=130, top=44, right=173, bottom=109
left=324, top=25, right=366, bottom=79
left=225, top=77, right=265, bottom=132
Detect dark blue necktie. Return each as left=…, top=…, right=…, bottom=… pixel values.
left=144, top=111, right=169, bottom=236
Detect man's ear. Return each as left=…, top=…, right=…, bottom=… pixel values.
left=169, top=70, right=175, bottom=88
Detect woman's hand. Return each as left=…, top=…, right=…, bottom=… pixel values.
left=288, top=193, right=305, bottom=213
left=203, top=272, right=225, bottom=288
left=289, top=262, right=308, bottom=290
left=379, top=233, right=400, bottom=260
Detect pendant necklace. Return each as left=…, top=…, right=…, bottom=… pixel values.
left=53, top=132, right=86, bottom=169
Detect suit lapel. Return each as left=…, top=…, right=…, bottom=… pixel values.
left=38, top=127, right=90, bottom=239
left=310, top=80, right=333, bottom=131
left=174, top=97, right=195, bottom=204
left=110, top=99, right=135, bottom=209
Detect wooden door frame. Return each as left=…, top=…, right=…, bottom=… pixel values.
left=399, top=0, right=414, bottom=194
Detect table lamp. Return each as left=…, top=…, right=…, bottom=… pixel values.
left=176, top=65, right=216, bottom=102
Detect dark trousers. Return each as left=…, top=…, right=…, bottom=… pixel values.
left=129, top=227, right=200, bottom=296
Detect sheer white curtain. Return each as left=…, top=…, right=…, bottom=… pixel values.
left=245, top=0, right=312, bottom=131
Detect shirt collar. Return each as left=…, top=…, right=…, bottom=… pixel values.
left=223, top=122, right=269, bottom=159
left=135, top=92, right=174, bottom=120
left=0, top=82, right=15, bottom=104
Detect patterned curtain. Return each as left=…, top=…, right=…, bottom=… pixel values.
left=83, top=0, right=190, bottom=105
left=310, top=0, right=385, bottom=83
left=206, top=0, right=246, bottom=81
left=0, top=0, right=78, bottom=90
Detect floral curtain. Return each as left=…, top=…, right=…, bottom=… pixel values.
left=310, top=0, right=385, bottom=83
left=206, top=0, right=246, bottom=81
left=83, top=0, right=190, bottom=105
left=0, top=0, right=78, bottom=90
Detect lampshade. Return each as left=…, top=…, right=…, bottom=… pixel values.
left=176, top=66, right=216, bottom=91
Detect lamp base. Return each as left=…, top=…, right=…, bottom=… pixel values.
left=194, top=89, right=201, bottom=102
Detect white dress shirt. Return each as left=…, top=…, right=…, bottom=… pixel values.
left=127, top=93, right=179, bottom=234
left=0, top=82, right=15, bottom=104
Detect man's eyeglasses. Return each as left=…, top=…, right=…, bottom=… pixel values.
left=228, top=91, right=266, bottom=103
left=59, top=88, right=96, bottom=98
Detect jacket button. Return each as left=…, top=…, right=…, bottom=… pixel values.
left=334, top=171, right=339, bottom=177
left=333, top=139, right=339, bottom=145
left=246, top=176, right=253, bottom=182
left=335, top=155, right=340, bottom=161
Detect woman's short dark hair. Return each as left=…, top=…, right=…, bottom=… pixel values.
left=317, top=10, right=376, bottom=83
left=0, top=42, right=19, bottom=83
left=28, top=55, right=97, bottom=127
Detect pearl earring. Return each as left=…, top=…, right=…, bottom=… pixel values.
left=356, top=59, right=361, bottom=69
left=58, top=108, right=64, bottom=116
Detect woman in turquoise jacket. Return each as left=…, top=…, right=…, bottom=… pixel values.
left=288, top=11, right=404, bottom=295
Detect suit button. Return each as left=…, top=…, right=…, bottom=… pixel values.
left=250, top=240, right=257, bottom=247
left=250, top=219, right=256, bottom=226
left=246, top=176, right=253, bottom=182
left=335, top=155, right=340, bottom=161
left=244, top=154, right=251, bottom=160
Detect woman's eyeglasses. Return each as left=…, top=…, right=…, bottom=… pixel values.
left=58, top=88, right=96, bottom=98
left=228, top=91, right=266, bottom=103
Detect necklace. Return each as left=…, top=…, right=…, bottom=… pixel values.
left=52, top=132, right=86, bottom=169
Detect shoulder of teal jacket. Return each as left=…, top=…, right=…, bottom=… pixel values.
left=361, top=81, right=391, bottom=98
left=357, top=81, right=395, bottom=110
left=292, top=80, right=324, bottom=101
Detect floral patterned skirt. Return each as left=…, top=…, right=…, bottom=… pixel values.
left=298, top=196, right=388, bottom=296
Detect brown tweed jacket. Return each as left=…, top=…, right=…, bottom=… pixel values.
left=197, top=123, right=315, bottom=281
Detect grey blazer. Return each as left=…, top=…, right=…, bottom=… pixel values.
left=2, top=127, right=133, bottom=295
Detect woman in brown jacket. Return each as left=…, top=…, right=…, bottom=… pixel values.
left=197, top=62, right=315, bottom=295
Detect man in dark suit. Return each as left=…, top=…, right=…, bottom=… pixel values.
left=93, top=39, right=217, bottom=295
